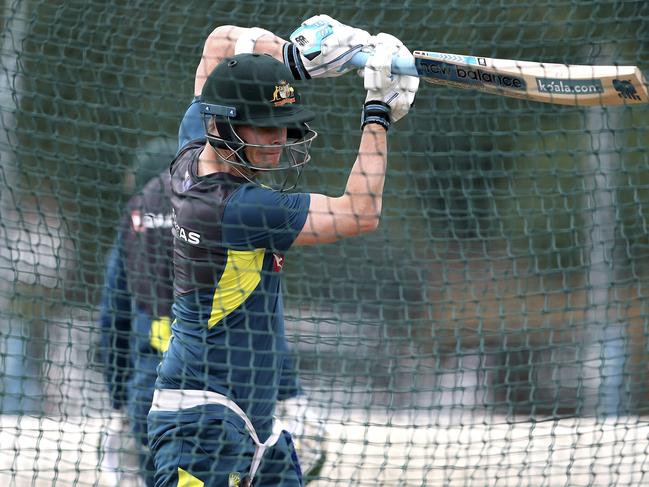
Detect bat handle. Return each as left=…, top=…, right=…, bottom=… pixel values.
left=348, top=50, right=419, bottom=77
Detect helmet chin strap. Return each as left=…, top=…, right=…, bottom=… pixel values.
left=205, top=120, right=272, bottom=186
left=207, top=116, right=282, bottom=182
left=207, top=117, right=253, bottom=166
left=211, top=143, right=297, bottom=191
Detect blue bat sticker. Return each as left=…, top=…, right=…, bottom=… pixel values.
left=422, top=52, right=480, bottom=66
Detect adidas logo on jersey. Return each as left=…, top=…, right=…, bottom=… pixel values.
left=171, top=208, right=201, bottom=245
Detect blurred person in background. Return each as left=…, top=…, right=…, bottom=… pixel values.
left=98, top=137, right=176, bottom=487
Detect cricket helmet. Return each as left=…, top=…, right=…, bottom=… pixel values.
left=200, top=53, right=317, bottom=191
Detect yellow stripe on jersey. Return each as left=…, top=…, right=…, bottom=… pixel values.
left=208, top=248, right=265, bottom=329
left=150, top=316, right=172, bottom=353
left=177, top=467, right=204, bottom=486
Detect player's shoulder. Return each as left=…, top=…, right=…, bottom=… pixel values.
left=224, top=184, right=310, bottom=224
left=171, top=142, right=202, bottom=172
left=169, top=142, right=203, bottom=193
left=226, top=184, right=308, bottom=209
left=228, top=183, right=278, bottom=203
left=233, top=183, right=311, bottom=199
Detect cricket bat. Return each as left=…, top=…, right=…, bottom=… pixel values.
left=349, top=50, right=648, bottom=106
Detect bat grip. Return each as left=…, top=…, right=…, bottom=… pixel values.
left=348, top=50, right=419, bottom=77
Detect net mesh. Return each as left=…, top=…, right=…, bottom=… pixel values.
left=1, top=0, right=648, bottom=486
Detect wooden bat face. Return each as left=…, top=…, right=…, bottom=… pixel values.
left=413, top=51, right=648, bottom=106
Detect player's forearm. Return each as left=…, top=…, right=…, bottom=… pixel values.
left=343, top=124, right=388, bottom=232
left=194, top=26, right=287, bottom=96
left=293, top=126, right=388, bottom=246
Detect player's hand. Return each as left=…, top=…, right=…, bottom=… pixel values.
left=363, top=33, right=419, bottom=122
left=289, top=14, right=371, bottom=78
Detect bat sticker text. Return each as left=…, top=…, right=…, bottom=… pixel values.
left=536, top=78, right=604, bottom=95
left=416, top=59, right=526, bottom=90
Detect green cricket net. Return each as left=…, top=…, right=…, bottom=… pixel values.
left=1, top=0, right=648, bottom=485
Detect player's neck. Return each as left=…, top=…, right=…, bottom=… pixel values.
left=197, top=143, right=239, bottom=177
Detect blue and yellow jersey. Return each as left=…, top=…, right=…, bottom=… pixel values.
left=156, top=135, right=309, bottom=439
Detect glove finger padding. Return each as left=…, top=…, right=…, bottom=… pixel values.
left=364, top=38, right=393, bottom=93
left=363, top=33, right=419, bottom=122
left=290, top=14, right=371, bottom=78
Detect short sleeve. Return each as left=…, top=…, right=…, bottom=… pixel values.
left=222, top=185, right=310, bottom=252
left=177, top=98, right=205, bottom=151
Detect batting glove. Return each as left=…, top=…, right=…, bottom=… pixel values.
left=363, top=33, right=419, bottom=123
left=286, top=14, right=372, bottom=79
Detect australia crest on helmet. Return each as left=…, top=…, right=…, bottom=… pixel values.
left=271, top=80, right=296, bottom=107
